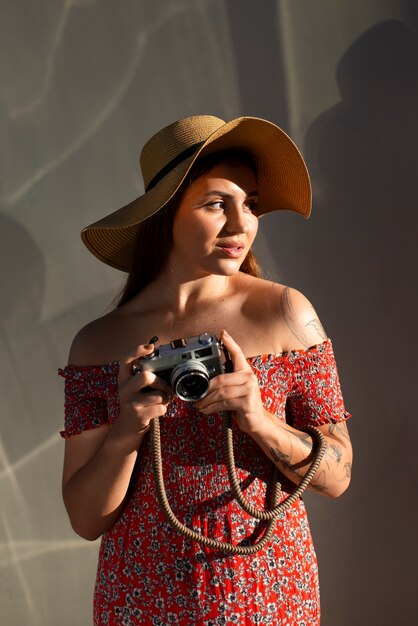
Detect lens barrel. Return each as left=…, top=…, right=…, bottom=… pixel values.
left=171, top=360, right=210, bottom=401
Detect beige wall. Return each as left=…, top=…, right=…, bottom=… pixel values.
left=1, top=1, right=417, bottom=624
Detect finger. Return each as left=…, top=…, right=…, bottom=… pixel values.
left=195, top=369, right=257, bottom=404
left=125, top=369, right=173, bottom=396
left=132, top=390, right=170, bottom=408
left=140, top=371, right=173, bottom=397
left=118, top=342, right=155, bottom=383
left=221, top=329, right=252, bottom=373
left=194, top=377, right=248, bottom=408
left=131, top=404, right=169, bottom=422
left=205, top=370, right=255, bottom=391
left=196, top=384, right=250, bottom=411
left=197, top=395, right=247, bottom=415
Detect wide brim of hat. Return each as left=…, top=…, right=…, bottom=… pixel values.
left=81, top=117, right=311, bottom=272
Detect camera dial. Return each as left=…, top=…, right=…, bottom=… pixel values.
left=198, top=333, right=214, bottom=345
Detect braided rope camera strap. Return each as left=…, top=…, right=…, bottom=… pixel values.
left=150, top=412, right=327, bottom=555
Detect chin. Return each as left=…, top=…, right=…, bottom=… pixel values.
left=211, top=262, right=242, bottom=276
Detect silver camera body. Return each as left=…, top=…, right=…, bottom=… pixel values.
left=134, top=333, right=226, bottom=401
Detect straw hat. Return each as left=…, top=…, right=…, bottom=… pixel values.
left=81, top=115, right=311, bottom=272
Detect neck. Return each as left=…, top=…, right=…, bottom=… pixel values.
left=149, top=264, right=233, bottom=314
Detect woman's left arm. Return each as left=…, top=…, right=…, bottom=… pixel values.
left=195, top=329, right=353, bottom=498
left=247, top=412, right=352, bottom=498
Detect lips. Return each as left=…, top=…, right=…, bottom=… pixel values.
left=216, top=241, right=245, bottom=258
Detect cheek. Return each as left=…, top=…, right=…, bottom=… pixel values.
left=172, top=215, right=213, bottom=252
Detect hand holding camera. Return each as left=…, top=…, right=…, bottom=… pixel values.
left=116, top=342, right=172, bottom=440
left=194, top=330, right=265, bottom=435
left=127, top=330, right=264, bottom=434
left=131, top=332, right=231, bottom=402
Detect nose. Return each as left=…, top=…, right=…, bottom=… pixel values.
left=223, top=205, right=250, bottom=234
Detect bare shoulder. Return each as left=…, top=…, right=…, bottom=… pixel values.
left=68, top=309, right=123, bottom=366
left=276, top=285, right=328, bottom=350
left=238, top=275, right=328, bottom=351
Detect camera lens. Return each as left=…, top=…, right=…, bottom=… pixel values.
left=171, top=360, right=210, bottom=401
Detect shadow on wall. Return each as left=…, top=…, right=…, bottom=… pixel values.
left=0, top=212, right=116, bottom=625
left=304, top=19, right=418, bottom=357
left=224, top=0, right=289, bottom=123
left=0, top=213, right=45, bottom=328
left=302, top=20, right=418, bottom=624
left=0, top=213, right=48, bottom=462
left=0, top=211, right=115, bottom=461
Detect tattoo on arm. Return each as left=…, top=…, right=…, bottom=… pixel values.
left=311, top=469, right=327, bottom=491
left=269, top=447, right=308, bottom=479
left=329, top=422, right=350, bottom=441
left=269, top=429, right=314, bottom=478
left=327, top=443, right=343, bottom=464
left=281, top=287, right=310, bottom=347
left=268, top=427, right=351, bottom=492
left=344, top=463, right=352, bottom=479
left=293, top=431, right=313, bottom=451
left=269, top=447, right=293, bottom=468
left=306, top=317, right=327, bottom=341
left=280, top=287, right=327, bottom=346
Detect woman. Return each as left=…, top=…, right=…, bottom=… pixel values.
left=60, top=115, right=352, bottom=625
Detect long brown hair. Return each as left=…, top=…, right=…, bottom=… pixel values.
left=116, top=149, right=263, bottom=308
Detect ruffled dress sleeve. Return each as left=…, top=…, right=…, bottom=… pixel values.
left=286, top=340, right=351, bottom=429
left=58, top=362, right=120, bottom=438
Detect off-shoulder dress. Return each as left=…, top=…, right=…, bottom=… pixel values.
left=60, top=339, right=350, bottom=626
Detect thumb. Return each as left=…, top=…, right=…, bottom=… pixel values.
left=220, top=330, right=251, bottom=373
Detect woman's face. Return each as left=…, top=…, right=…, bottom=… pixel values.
left=170, top=162, right=259, bottom=279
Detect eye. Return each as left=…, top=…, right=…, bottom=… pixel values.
left=245, top=199, right=259, bottom=213
left=206, top=200, right=224, bottom=210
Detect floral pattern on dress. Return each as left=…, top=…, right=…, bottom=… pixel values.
left=59, top=339, right=350, bottom=625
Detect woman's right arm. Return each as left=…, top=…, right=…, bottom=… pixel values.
left=62, top=342, right=170, bottom=541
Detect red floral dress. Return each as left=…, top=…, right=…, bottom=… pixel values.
left=60, top=339, right=350, bottom=626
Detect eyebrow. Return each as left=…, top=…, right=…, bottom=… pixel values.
left=201, top=190, right=259, bottom=199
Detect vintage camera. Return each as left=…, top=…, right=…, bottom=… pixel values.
left=132, top=333, right=229, bottom=402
